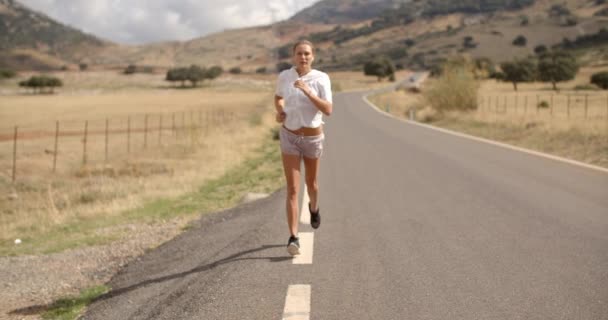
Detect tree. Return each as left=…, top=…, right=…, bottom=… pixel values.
left=364, top=57, right=395, bottom=81
left=166, top=68, right=188, bottom=87
left=463, top=36, right=477, bottom=49
left=18, top=75, right=62, bottom=94
left=500, top=59, right=536, bottom=91
left=229, top=67, right=242, bottom=74
left=0, top=69, right=16, bottom=79
left=520, top=15, right=529, bottom=26
left=79, top=63, right=88, bottom=71
left=256, top=67, right=267, bottom=74
left=187, top=65, right=206, bottom=87
left=47, top=77, right=63, bottom=93
left=537, top=51, right=578, bottom=90
left=534, top=45, right=548, bottom=55
left=590, top=71, right=608, bottom=89
left=124, top=65, right=137, bottom=75
left=512, top=35, right=527, bottom=46
left=206, top=66, right=223, bottom=80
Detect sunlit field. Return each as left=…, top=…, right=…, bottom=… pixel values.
left=369, top=67, right=608, bottom=168
left=0, top=71, right=277, bottom=254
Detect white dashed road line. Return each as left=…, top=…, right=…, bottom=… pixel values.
left=283, top=186, right=314, bottom=318
left=282, top=284, right=311, bottom=320
left=292, top=232, right=314, bottom=264
left=300, top=185, right=311, bottom=224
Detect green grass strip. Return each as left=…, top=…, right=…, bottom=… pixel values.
left=41, top=285, right=109, bottom=320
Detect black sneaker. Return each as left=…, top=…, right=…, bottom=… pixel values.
left=287, top=235, right=300, bottom=256
left=309, top=203, right=320, bottom=229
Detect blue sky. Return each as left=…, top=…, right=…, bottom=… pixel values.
left=18, top=0, right=321, bottom=44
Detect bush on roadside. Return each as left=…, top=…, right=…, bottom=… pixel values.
left=537, top=100, right=550, bottom=109
left=0, top=69, right=17, bottom=79
left=422, top=57, right=480, bottom=113
left=590, top=71, right=608, bottom=89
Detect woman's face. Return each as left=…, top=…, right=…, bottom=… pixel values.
left=293, top=44, right=314, bottom=69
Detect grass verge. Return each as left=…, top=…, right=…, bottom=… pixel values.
left=429, top=114, right=608, bottom=168
left=368, top=90, right=608, bottom=169
left=41, top=285, right=109, bottom=320
left=0, top=132, right=283, bottom=256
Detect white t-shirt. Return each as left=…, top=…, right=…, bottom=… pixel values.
left=275, top=67, right=332, bottom=130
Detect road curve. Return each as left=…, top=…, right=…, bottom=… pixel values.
left=82, top=90, right=608, bottom=320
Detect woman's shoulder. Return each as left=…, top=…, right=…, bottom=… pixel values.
left=312, top=69, right=330, bottom=78
left=278, top=67, right=295, bottom=79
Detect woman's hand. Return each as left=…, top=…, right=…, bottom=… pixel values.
left=294, top=80, right=311, bottom=95
left=276, top=111, right=286, bottom=123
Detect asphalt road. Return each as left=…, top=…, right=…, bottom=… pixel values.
left=83, top=91, right=608, bottom=320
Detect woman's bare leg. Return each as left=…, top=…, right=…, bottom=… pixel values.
left=303, top=156, right=321, bottom=212
left=282, top=153, right=301, bottom=236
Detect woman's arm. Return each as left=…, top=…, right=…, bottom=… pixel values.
left=294, top=80, right=333, bottom=116
left=274, top=95, right=286, bottom=123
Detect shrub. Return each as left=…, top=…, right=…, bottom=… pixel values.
left=256, top=67, right=267, bottom=74
left=512, top=35, right=527, bottom=46
left=363, top=57, right=395, bottom=81
left=422, top=58, right=480, bottom=113
left=124, top=65, right=137, bottom=75
left=0, top=69, right=16, bottom=79
left=534, top=45, right=548, bottom=55
left=463, top=36, right=476, bottom=49
left=229, top=67, right=242, bottom=74
left=590, top=71, right=608, bottom=89
left=537, top=101, right=549, bottom=109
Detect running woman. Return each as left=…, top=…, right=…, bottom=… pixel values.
left=274, top=40, right=333, bottom=256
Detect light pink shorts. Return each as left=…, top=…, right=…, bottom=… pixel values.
left=279, top=126, right=325, bottom=159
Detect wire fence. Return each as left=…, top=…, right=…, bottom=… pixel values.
left=1, top=108, right=237, bottom=184
left=478, top=92, right=608, bottom=120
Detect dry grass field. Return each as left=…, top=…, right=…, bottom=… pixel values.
left=0, top=69, right=389, bottom=256
left=369, top=66, right=608, bottom=168
left=0, top=71, right=279, bottom=255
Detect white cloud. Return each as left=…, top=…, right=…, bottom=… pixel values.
left=17, top=0, right=321, bottom=44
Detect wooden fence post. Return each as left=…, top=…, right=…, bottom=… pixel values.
left=105, top=118, right=109, bottom=163
left=158, top=114, right=163, bottom=146
left=584, top=94, right=588, bottom=119
left=182, top=112, right=185, bottom=136
left=172, top=113, right=176, bottom=138
left=53, top=121, right=59, bottom=173
left=127, top=116, right=131, bottom=154
left=82, top=120, right=88, bottom=166
left=12, top=126, right=17, bottom=183
left=567, top=94, right=571, bottom=118
left=144, top=114, right=148, bottom=149
left=524, top=95, right=528, bottom=114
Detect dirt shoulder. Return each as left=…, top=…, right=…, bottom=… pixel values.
left=0, top=218, right=190, bottom=320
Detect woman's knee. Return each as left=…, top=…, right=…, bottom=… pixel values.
left=306, top=181, right=318, bottom=193
left=286, top=186, right=299, bottom=199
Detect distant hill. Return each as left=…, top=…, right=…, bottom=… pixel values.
left=1, top=0, right=607, bottom=73
left=290, top=0, right=402, bottom=24
left=0, top=0, right=109, bottom=70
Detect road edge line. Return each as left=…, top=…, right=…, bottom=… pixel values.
left=361, top=93, right=608, bottom=175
